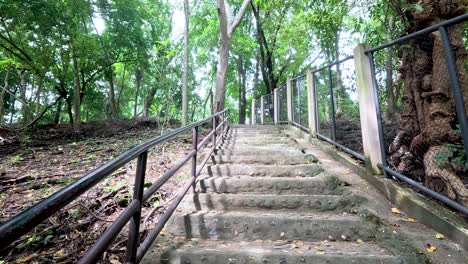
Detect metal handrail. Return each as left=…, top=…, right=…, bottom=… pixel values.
left=0, top=109, right=230, bottom=263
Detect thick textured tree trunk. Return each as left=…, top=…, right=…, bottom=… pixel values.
left=0, top=69, right=10, bottom=124
left=54, top=99, right=62, bottom=124
left=389, top=0, right=468, bottom=206
left=71, top=48, right=81, bottom=133
left=182, top=0, right=189, bottom=125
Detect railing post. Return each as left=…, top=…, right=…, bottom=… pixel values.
left=287, top=77, right=293, bottom=123
left=328, top=67, right=337, bottom=141
left=274, top=88, right=279, bottom=124
left=126, top=151, right=148, bottom=263
left=307, top=69, right=318, bottom=136
left=192, top=126, right=198, bottom=178
left=354, top=44, right=384, bottom=174
left=260, top=96, right=265, bottom=125
left=212, top=116, right=217, bottom=154
left=251, top=99, right=256, bottom=125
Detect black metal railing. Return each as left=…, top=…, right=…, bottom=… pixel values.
left=274, top=13, right=467, bottom=215
left=367, top=13, right=468, bottom=215
left=0, top=109, right=230, bottom=262
left=291, top=74, right=309, bottom=132
left=312, top=56, right=365, bottom=161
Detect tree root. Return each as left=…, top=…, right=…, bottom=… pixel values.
left=424, top=145, right=468, bottom=207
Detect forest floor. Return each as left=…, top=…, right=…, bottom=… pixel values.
left=0, top=119, right=210, bottom=263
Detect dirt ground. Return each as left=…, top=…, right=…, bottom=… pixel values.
left=0, top=119, right=211, bottom=263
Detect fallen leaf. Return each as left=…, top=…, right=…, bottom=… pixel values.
left=426, top=244, right=437, bottom=252
left=356, top=239, right=364, bottom=244
left=403, top=217, right=416, bottom=222
left=391, top=208, right=400, bottom=214
left=15, top=255, right=34, bottom=263
left=110, top=259, right=122, bottom=264
left=55, top=251, right=64, bottom=257
left=435, top=233, right=445, bottom=240
left=314, top=246, right=323, bottom=251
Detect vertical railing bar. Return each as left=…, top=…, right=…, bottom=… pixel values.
left=313, top=73, right=319, bottom=133
left=126, top=150, right=148, bottom=263
left=298, top=79, right=301, bottom=126
left=328, top=66, right=337, bottom=141
left=212, top=116, right=217, bottom=154
left=439, top=26, right=468, bottom=160
left=192, top=126, right=198, bottom=178
left=368, top=51, right=389, bottom=174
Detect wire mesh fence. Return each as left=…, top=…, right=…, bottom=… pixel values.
left=370, top=19, right=468, bottom=212
left=263, top=93, right=274, bottom=124
left=278, top=85, right=288, bottom=123
left=291, top=75, right=308, bottom=130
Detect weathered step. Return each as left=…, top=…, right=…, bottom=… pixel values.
left=218, top=145, right=300, bottom=152
left=211, top=154, right=319, bottom=165
left=204, top=164, right=324, bottom=177
left=197, top=176, right=349, bottom=194
left=184, top=193, right=365, bottom=212
left=143, top=239, right=402, bottom=264
left=170, top=210, right=378, bottom=241
left=216, top=148, right=306, bottom=156
left=222, top=137, right=295, bottom=143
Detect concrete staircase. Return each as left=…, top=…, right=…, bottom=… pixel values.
left=142, top=125, right=467, bottom=264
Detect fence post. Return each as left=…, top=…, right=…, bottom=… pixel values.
left=260, top=96, right=265, bottom=125
left=306, top=69, right=318, bottom=136
left=251, top=99, right=256, bottom=125
left=354, top=44, right=384, bottom=174
left=274, top=88, right=279, bottom=124
left=287, top=77, right=293, bottom=123
left=126, top=151, right=147, bottom=263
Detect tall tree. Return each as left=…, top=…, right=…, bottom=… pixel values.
left=214, top=0, right=251, bottom=113
left=182, top=0, right=189, bottom=125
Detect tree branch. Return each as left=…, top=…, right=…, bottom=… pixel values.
left=227, top=0, right=252, bottom=38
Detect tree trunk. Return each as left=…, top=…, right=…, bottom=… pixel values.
left=71, top=47, right=81, bottom=133
left=237, top=57, right=247, bottom=124
left=54, top=99, right=62, bottom=124
left=0, top=68, right=11, bottom=124
left=34, top=75, right=44, bottom=117
left=334, top=32, right=344, bottom=118
left=182, top=0, right=190, bottom=125
left=385, top=15, right=397, bottom=122
left=19, top=71, right=30, bottom=125
left=214, top=38, right=231, bottom=113
left=214, top=0, right=251, bottom=113
left=389, top=0, right=468, bottom=206
left=107, top=69, right=118, bottom=119
left=134, top=65, right=142, bottom=118
left=143, top=87, right=157, bottom=118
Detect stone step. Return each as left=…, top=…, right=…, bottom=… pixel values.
left=222, top=136, right=294, bottom=143
left=143, top=239, right=402, bottom=264
left=221, top=141, right=296, bottom=147
left=170, top=210, right=378, bottom=242
left=196, top=176, right=349, bottom=195
left=204, top=164, right=324, bottom=177
left=210, top=154, right=319, bottom=165
left=215, top=149, right=306, bottom=156
left=218, top=145, right=300, bottom=152
left=184, top=193, right=365, bottom=212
